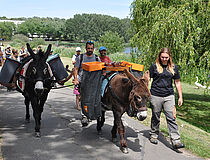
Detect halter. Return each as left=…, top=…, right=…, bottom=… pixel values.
left=16, top=58, right=54, bottom=92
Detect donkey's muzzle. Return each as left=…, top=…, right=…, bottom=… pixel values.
left=136, top=111, right=147, bottom=121
left=34, top=81, right=44, bottom=96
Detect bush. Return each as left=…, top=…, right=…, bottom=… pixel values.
left=13, top=34, right=29, bottom=42
left=109, top=52, right=132, bottom=62
left=10, top=34, right=29, bottom=48
left=97, top=31, right=125, bottom=54
left=53, top=46, right=75, bottom=58
left=30, top=38, right=46, bottom=49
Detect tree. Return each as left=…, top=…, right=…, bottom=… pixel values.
left=97, top=31, right=124, bottom=54
left=0, top=22, right=15, bottom=40
left=65, top=14, right=132, bottom=42
left=17, top=17, right=65, bottom=40
left=130, top=0, right=209, bottom=84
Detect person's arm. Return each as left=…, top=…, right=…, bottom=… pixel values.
left=58, top=68, right=74, bottom=85
left=73, top=67, right=79, bottom=85
left=108, top=56, right=111, bottom=63
left=72, top=55, right=76, bottom=65
left=174, top=79, right=183, bottom=107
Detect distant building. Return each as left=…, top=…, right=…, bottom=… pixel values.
left=0, top=20, right=25, bottom=25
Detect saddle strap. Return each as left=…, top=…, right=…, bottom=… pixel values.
left=107, top=72, right=129, bottom=106
left=108, top=84, right=127, bottom=105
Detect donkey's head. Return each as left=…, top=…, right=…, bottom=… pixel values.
left=26, top=43, right=52, bottom=96
left=124, top=69, right=151, bottom=121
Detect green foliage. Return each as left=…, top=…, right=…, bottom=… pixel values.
left=17, top=17, right=65, bottom=40
left=30, top=38, right=46, bottom=49
left=10, top=34, right=29, bottom=48
left=13, top=34, right=29, bottom=42
left=97, top=31, right=125, bottom=54
left=53, top=46, right=75, bottom=58
left=109, top=52, right=132, bottom=62
left=2, top=15, right=134, bottom=43
left=65, top=14, right=132, bottom=42
left=130, top=0, right=209, bottom=85
left=0, top=22, right=16, bottom=40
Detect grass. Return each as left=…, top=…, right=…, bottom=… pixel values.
left=176, top=83, right=210, bottom=132
left=60, top=57, right=74, bottom=89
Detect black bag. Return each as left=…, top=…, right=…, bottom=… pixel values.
left=0, top=57, right=21, bottom=84
left=80, top=70, right=102, bottom=120
left=47, top=54, right=68, bottom=81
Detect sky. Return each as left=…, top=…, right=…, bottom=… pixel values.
left=1, top=0, right=134, bottom=19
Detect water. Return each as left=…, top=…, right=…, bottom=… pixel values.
left=124, top=47, right=140, bottom=55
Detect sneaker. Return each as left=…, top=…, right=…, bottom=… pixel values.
left=149, top=137, right=158, bottom=144
left=77, top=106, right=81, bottom=111
left=81, top=117, right=88, bottom=127
left=171, top=140, right=185, bottom=149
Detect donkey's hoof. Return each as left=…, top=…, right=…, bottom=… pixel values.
left=25, top=119, right=30, bottom=123
left=97, top=130, right=102, bottom=135
left=112, top=137, right=117, bottom=143
left=121, top=146, right=129, bottom=154
left=35, top=132, right=41, bottom=138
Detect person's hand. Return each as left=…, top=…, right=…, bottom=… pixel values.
left=178, top=97, right=183, bottom=107
left=58, top=81, right=64, bottom=85
left=73, top=79, right=79, bottom=85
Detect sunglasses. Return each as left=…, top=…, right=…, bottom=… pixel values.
left=87, top=40, right=94, bottom=44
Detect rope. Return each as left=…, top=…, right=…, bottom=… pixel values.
left=51, top=84, right=74, bottom=89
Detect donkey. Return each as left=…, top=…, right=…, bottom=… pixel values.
left=21, top=43, right=53, bottom=137
left=97, top=69, right=150, bottom=153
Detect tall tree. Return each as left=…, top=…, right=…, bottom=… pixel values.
left=0, top=22, right=15, bottom=40
left=65, top=14, right=131, bottom=42
left=130, top=0, right=209, bottom=84
left=97, top=31, right=125, bottom=54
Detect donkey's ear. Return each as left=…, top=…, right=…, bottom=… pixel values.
left=122, top=78, right=129, bottom=83
left=123, top=68, right=138, bottom=83
left=26, top=43, right=35, bottom=58
left=45, top=44, right=52, bottom=60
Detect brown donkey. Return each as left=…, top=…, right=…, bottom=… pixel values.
left=97, top=69, right=150, bottom=153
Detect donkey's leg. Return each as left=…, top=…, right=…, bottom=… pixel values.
left=111, top=118, right=117, bottom=143
left=39, top=93, right=48, bottom=122
left=31, top=97, right=41, bottom=137
left=96, top=111, right=105, bottom=135
left=100, top=111, right=105, bottom=127
left=114, top=111, right=128, bottom=153
left=24, top=95, right=30, bottom=123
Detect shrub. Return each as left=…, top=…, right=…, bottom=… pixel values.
left=97, top=31, right=125, bottom=54
left=109, top=52, right=132, bottom=62
left=30, top=38, right=46, bottom=49
left=10, top=34, right=29, bottom=48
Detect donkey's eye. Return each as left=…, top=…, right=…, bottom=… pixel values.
left=43, top=68, right=48, bottom=75
left=32, top=67, right=36, bottom=74
left=134, top=95, right=142, bottom=101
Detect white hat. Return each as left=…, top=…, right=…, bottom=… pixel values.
left=76, top=47, right=81, bottom=52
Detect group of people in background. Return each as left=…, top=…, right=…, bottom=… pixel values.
left=0, top=45, right=28, bottom=66
left=0, top=45, right=45, bottom=68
